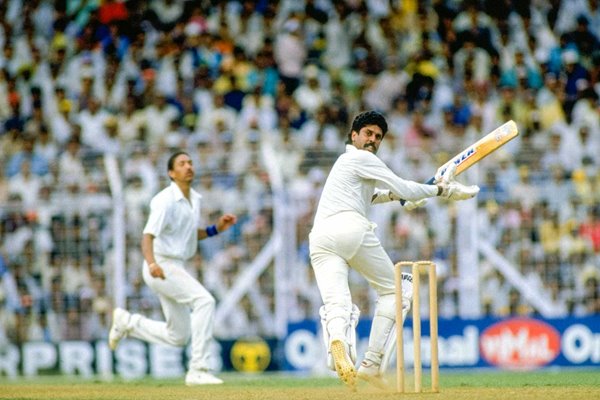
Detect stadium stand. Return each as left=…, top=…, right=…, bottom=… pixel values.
left=0, top=0, right=599, bottom=349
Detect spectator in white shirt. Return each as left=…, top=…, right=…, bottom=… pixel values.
left=294, top=65, right=330, bottom=116
left=58, top=136, right=87, bottom=189
left=77, top=98, right=111, bottom=151
left=8, top=160, right=42, bottom=210
left=117, top=96, right=145, bottom=144
left=142, top=92, right=179, bottom=147
left=274, top=17, right=307, bottom=95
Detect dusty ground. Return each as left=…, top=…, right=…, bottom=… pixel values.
left=1, top=371, right=598, bottom=400
left=1, top=385, right=599, bottom=400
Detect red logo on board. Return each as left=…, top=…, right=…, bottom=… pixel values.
left=480, top=318, right=561, bottom=369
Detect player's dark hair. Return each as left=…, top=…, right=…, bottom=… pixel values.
left=347, top=110, right=388, bottom=144
left=167, top=150, right=190, bottom=173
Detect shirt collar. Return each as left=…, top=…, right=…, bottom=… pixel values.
left=345, top=144, right=358, bottom=152
left=170, top=181, right=185, bottom=201
left=169, top=181, right=201, bottom=201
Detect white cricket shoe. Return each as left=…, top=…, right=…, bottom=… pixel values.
left=357, top=359, right=389, bottom=389
left=185, top=370, right=224, bottom=386
left=330, top=339, right=357, bottom=391
left=108, top=308, right=131, bottom=350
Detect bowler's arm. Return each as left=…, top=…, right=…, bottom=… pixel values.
left=141, top=233, right=165, bottom=279
left=197, top=213, right=238, bottom=240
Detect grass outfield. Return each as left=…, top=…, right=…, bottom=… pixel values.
left=1, top=369, right=599, bottom=400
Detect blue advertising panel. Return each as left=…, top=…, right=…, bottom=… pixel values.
left=283, top=316, right=600, bottom=371
left=1, top=316, right=597, bottom=378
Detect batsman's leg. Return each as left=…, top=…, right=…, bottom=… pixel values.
left=320, top=304, right=360, bottom=371
left=380, top=273, right=413, bottom=373
left=311, top=250, right=357, bottom=390
left=348, top=231, right=413, bottom=387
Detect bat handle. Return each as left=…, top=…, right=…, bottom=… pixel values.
left=399, top=177, right=436, bottom=206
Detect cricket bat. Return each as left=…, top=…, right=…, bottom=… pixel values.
left=401, top=120, right=519, bottom=203
left=427, top=119, right=519, bottom=184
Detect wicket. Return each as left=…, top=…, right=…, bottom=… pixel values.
left=394, top=261, right=439, bottom=393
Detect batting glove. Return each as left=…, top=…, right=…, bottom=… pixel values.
left=438, top=181, right=480, bottom=200
left=434, top=163, right=451, bottom=184
left=437, top=163, right=480, bottom=200
left=404, top=199, right=427, bottom=210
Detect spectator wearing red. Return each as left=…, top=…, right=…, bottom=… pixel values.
left=98, top=0, right=129, bottom=25
left=580, top=206, right=600, bottom=253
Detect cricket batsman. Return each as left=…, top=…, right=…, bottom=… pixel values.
left=309, top=111, right=479, bottom=389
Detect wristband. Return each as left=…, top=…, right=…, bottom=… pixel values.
left=206, top=225, right=219, bottom=237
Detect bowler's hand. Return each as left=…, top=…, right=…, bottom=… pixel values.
left=149, top=262, right=165, bottom=280
left=216, top=213, right=238, bottom=232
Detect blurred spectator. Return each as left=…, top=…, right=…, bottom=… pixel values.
left=540, top=128, right=577, bottom=173
left=536, top=73, right=567, bottom=130
left=500, top=49, right=543, bottom=90
left=293, top=64, right=329, bottom=117
left=6, top=134, right=49, bottom=177
left=478, top=170, right=510, bottom=205
left=511, top=166, right=541, bottom=212
left=47, top=86, right=75, bottom=145
left=117, top=96, right=144, bottom=143
left=299, top=106, right=341, bottom=151
left=580, top=206, right=600, bottom=253
left=565, top=15, right=600, bottom=63
left=57, top=136, right=87, bottom=189
left=98, top=0, right=129, bottom=26
left=541, top=164, right=573, bottom=213
left=146, top=0, right=188, bottom=32
left=141, top=92, right=179, bottom=147
left=77, top=98, right=112, bottom=151
left=8, top=160, right=43, bottom=210
left=363, top=57, right=409, bottom=112
left=34, top=126, right=59, bottom=165
left=453, top=31, right=492, bottom=85
left=0, top=163, right=10, bottom=204
left=582, top=273, right=600, bottom=314
left=571, top=87, right=600, bottom=135
left=274, top=17, right=307, bottom=95
left=561, top=48, right=590, bottom=119
left=494, top=151, right=520, bottom=190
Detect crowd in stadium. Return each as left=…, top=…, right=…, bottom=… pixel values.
left=0, top=0, right=599, bottom=344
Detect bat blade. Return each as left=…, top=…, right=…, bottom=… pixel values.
left=400, top=120, right=519, bottom=205
left=426, top=120, right=519, bottom=184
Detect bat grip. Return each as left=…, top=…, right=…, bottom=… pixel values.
left=399, top=177, right=436, bottom=206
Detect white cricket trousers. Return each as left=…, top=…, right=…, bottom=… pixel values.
left=309, top=212, right=397, bottom=339
left=128, top=256, right=216, bottom=372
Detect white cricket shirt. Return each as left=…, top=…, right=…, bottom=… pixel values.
left=143, top=181, right=202, bottom=260
left=312, top=145, right=438, bottom=229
